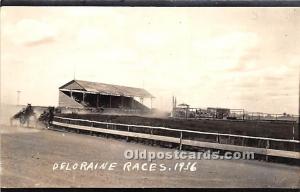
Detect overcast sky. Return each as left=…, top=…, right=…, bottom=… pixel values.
left=1, top=7, right=299, bottom=114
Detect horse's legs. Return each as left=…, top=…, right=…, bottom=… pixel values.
left=33, top=115, right=37, bottom=128
left=26, top=118, right=29, bottom=128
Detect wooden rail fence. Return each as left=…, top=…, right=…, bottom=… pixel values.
left=52, top=116, right=300, bottom=160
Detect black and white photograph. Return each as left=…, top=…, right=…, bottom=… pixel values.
left=0, top=5, right=299, bottom=188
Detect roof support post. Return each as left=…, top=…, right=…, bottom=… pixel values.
left=121, top=96, right=124, bottom=108
left=97, top=94, right=99, bottom=108
left=110, top=95, right=112, bottom=108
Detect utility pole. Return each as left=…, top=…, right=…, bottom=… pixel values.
left=73, top=63, right=76, bottom=80
left=17, top=90, right=21, bottom=106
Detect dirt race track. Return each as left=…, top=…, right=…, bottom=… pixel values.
left=1, top=124, right=299, bottom=188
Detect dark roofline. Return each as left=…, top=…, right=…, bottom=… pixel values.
left=60, top=79, right=155, bottom=98
left=59, top=80, right=72, bottom=89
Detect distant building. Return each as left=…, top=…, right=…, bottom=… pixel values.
left=58, top=80, right=154, bottom=113
left=207, top=107, right=230, bottom=119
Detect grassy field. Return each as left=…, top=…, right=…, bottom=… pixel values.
left=58, top=113, right=299, bottom=140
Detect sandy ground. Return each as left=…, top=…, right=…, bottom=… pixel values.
left=0, top=124, right=299, bottom=188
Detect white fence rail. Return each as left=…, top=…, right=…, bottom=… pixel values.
left=52, top=116, right=300, bottom=159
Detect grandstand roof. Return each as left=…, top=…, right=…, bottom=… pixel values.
left=59, top=80, right=154, bottom=98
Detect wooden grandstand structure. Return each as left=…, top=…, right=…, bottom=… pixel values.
left=59, top=80, right=155, bottom=113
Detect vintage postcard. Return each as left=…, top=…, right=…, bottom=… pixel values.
left=0, top=6, right=299, bottom=188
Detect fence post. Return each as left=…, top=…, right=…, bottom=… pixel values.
left=150, top=128, right=154, bottom=146
left=90, top=122, right=93, bottom=135
left=77, top=123, right=79, bottom=133
left=292, top=125, right=295, bottom=140
left=127, top=126, right=130, bottom=142
left=179, top=131, right=183, bottom=150
left=266, top=140, right=270, bottom=161
left=105, top=121, right=108, bottom=138
left=216, top=134, right=219, bottom=143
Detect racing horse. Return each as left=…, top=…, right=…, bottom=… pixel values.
left=10, top=104, right=37, bottom=127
